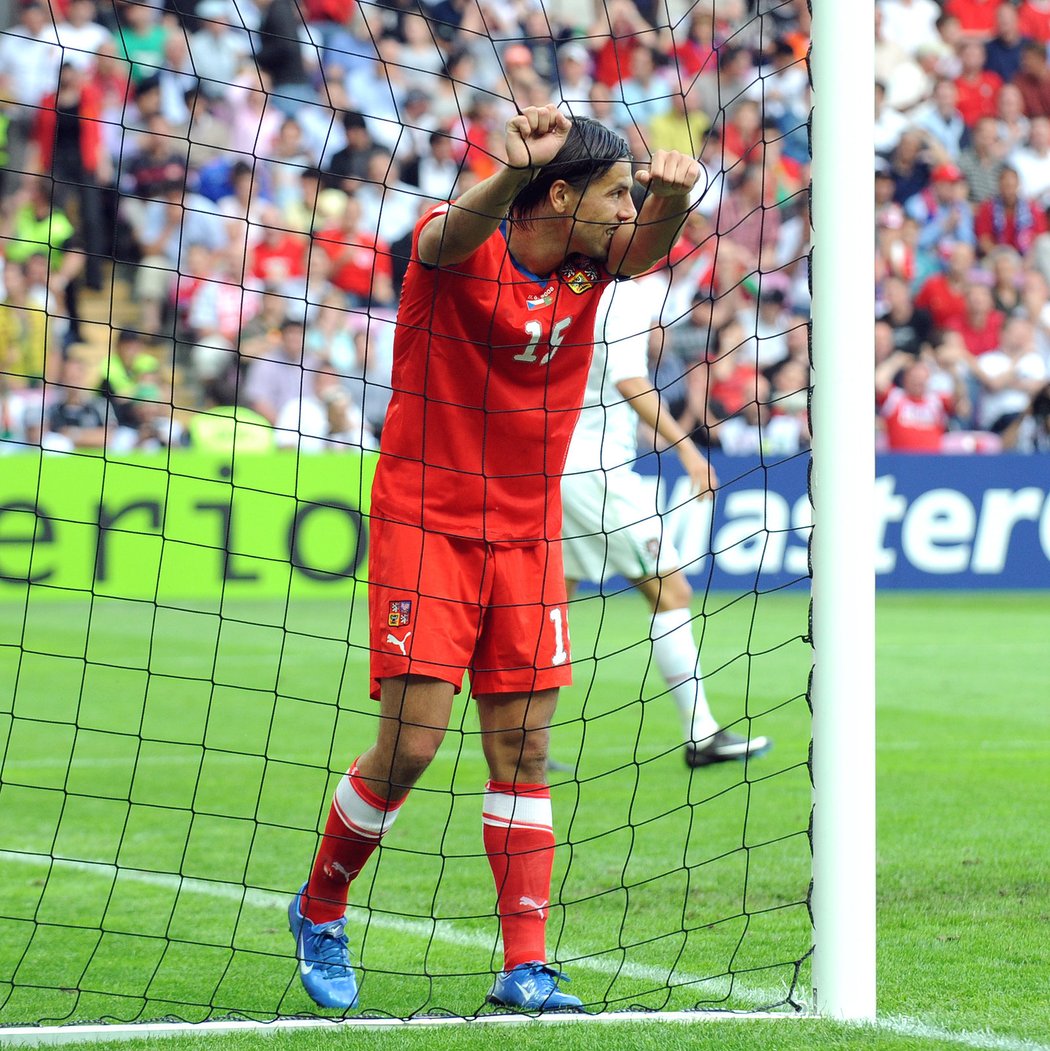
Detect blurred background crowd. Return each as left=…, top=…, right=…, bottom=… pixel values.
left=0, top=0, right=816, bottom=458
left=876, top=0, right=1050, bottom=453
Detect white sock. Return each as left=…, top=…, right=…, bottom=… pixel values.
left=650, top=608, right=719, bottom=745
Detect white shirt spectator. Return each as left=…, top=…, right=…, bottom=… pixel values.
left=976, top=349, right=1049, bottom=429
left=51, top=14, right=112, bottom=72
left=189, top=2, right=252, bottom=97
left=1009, top=143, right=1050, bottom=205
left=877, top=0, right=942, bottom=57
left=0, top=21, right=62, bottom=106
left=912, top=101, right=966, bottom=160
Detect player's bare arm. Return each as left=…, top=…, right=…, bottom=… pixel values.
left=417, top=105, right=572, bottom=268
left=608, top=150, right=703, bottom=277
left=616, top=375, right=718, bottom=497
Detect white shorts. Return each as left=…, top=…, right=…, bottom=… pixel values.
left=560, top=468, right=682, bottom=584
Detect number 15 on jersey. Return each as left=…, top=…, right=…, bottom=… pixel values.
left=514, top=317, right=573, bottom=365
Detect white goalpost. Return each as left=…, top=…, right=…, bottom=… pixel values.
left=810, top=0, right=877, bottom=1023
left=0, top=0, right=879, bottom=1042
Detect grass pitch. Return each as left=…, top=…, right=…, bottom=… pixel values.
left=0, top=589, right=1047, bottom=1051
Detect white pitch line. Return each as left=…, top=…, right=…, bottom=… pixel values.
left=873, top=1017, right=1050, bottom=1051
left=4, top=852, right=1046, bottom=1051
left=0, top=851, right=790, bottom=1005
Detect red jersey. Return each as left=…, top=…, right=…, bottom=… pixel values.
left=879, top=387, right=953, bottom=452
left=314, top=227, right=391, bottom=299
left=371, top=205, right=612, bottom=542
left=914, top=273, right=968, bottom=331
left=1019, top=2, right=1050, bottom=43
left=945, top=0, right=1000, bottom=37
left=954, top=71, right=1003, bottom=126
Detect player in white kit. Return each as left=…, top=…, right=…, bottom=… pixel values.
left=560, top=277, right=772, bottom=767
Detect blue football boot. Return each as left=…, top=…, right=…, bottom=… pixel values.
left=288, top=883, right=359, bottom=1010
left=487, top=961, right=583, bottom=1011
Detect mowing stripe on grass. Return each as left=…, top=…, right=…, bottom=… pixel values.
left=875, top=1017, right=1050, bottom=1051
left=3, top=851, right=1048, bottom=1051
left=0, top=850, right=791, bottom=1006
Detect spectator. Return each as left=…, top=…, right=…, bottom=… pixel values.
left=916, top=241, right=979, bottom=332
left=958, top=115, right=1006, bottom=202
left=737, top=286, right=794, bottom=371
left=1008, top=113, right=1050, bottom=203
left=1001, top=382, right=1050, bottom=450
left=114, top=0, right=169, bottom=84
left=995, top=82, right=1031, bottom=156
left=718, top=372, right=806, bottom=456
left=974, top=164, right=1048, bottom=256
left=248, top=204, right=309, bottom=295
left=874, top=81, right=908, bottom=157
left=947, top=282, right=1005, bottom=356
left=1012, top=40, right=1050, bottom=118
left=975, top=315, right=1050, bottom=431
left=189, top=0, right=251, bottom=100
left=0, top=381, right=44, bottom=452
left=620, top=45, right=672, bottom=128
left=314, top=193, right=395, bottom=308
left=99, top=328, right=151, bottom=428
left=1, top=177, right=85, bottom=345
left=984, top=3, right=1029, bottom=84
left=905, top=162, right=976, bottom=259
left=274, top=366, right=377, bottom=452
left=31, top=62, right=109, bottom=289
left=927, top=329, right=978, bottom=427
left=243, top=317, right=321, bottom=425
left=648, top=84, right=710, bottom=157
left=715, top=164, right=780, bottom=267
left=880, top=274, right=935, bottom=357
left=888, top=128, right=934, bottom=205
left=913, top=77, right=966, bottom=159
left=123, top=115, right=190, bottom=200
left=877, top=358, right=961, bottom=452
left=255, top=0, right=312, bottom=111
left=954, top=40, right=1002, bottom=127
left=0, top=1, right=62, bottom=188
left=767, top=357, right=811, bottom=446
left=323, top=111, right=374, bottom=190
left=878, top=0, right=942, bottom=57
left=354, top=148, right=420, bottom=248
left=556, top=42, right=595, bottom=119
left=987, top=246, right=1024, bottom=314
left=417, top=133, right=463, bottom=204
left=0, top=261, right=49, bottom=387
left=944, top=0, right=1000, bottom=42
left=1019, top=1, right=1050, bottom=44
left=51, top=0, right=111, bottom=74
left=43, top=356, right=111, bottom=450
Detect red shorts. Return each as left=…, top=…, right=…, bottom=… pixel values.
left=368, top=518, right=572, bottom=698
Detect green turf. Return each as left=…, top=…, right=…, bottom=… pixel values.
left=1, top=590, right=1048, bottom=1051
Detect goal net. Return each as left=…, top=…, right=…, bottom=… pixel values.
left=0, top=0, right=813, bottom=1030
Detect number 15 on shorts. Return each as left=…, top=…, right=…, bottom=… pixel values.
left=549, top=607, right=569, bottom=667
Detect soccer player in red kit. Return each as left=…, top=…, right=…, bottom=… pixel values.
left=288, top=105, right=702, bottom=1012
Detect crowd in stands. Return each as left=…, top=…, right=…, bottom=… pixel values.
left=0, top=0, right=815, bottom=460
left=876, top=0, right=1050, bottom=453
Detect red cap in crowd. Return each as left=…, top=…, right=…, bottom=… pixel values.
left=931, top=164, right=964, bottom=183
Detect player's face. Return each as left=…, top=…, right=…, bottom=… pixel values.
left=569, top=162, right=636, bottom=260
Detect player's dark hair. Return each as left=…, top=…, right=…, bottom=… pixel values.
left=510, top=117, right=631, bottom=223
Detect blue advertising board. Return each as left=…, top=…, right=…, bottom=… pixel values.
left=635, top=452, right=1050, bottom=590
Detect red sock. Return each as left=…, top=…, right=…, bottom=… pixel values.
left=302, top=759, right=405, bottom=924
left=483, top=780, right=554, bottom=971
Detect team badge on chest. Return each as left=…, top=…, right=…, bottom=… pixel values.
left=559, top=257, right=599, bottom=295
left=387, top=600, right=412, bottom=627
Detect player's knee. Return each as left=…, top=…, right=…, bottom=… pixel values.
left=373, top=732, right=442, bottom=790
left=657, top=573, right=693, bottom=611
left=485, top=727, right=549, bottom=783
